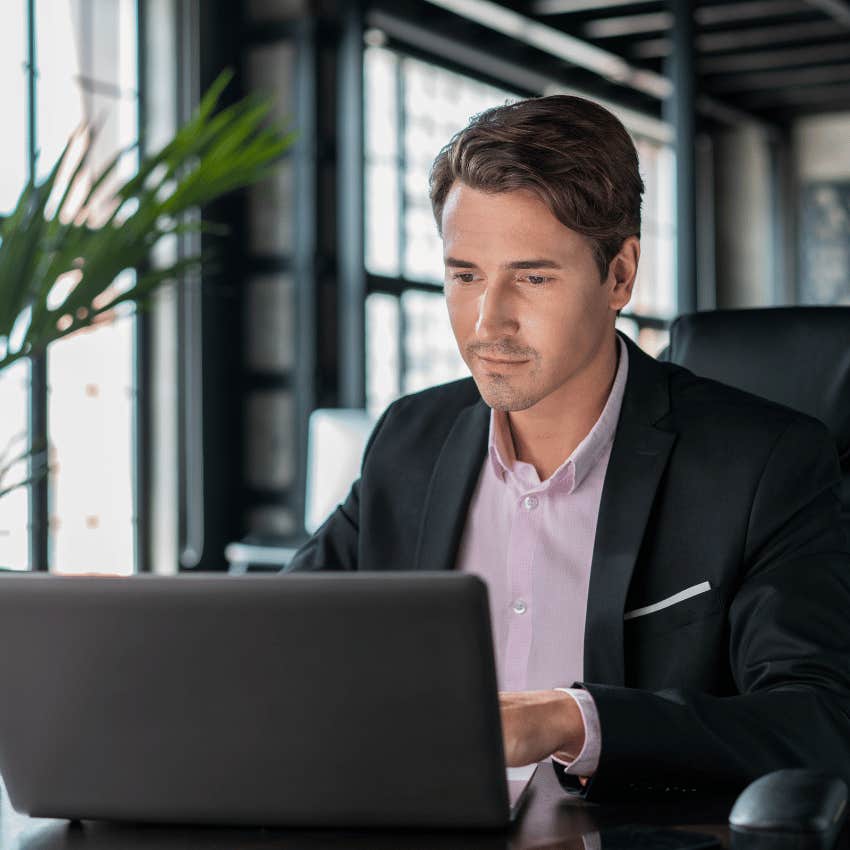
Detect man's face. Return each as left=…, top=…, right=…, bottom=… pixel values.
left=441, top=181, right=634, bottom=412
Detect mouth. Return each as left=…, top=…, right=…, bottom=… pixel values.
left=477, top=355, right=530, bottom=368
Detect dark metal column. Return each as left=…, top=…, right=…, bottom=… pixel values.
left=291, top=12, right=319, bottom=533
left=26, top=0, right=49, bottom=571
left=170, top=0, right=247, bottom=571
left=337, top=0, right=366, bottom=409
left=134, top=0, right=151, bottom=572
left=665, top=0, right=698, bottom=316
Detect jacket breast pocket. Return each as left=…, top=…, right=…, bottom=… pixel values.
left=624, top=582, right=725, bottom=638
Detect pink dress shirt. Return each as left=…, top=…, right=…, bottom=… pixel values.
left=456, top=337, right=629, bottom=775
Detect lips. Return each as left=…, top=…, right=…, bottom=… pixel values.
left=477, top=355, right=529, bottom=365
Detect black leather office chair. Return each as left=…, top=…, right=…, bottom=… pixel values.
left=662, top=306, right=850, bottom=542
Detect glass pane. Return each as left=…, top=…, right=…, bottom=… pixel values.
left=364, top=47, right=397, bottom=160
left=249, top=160, right=295, bottom=255
left=365, top=293, right=400, bottom=418
left=247, top=41, right=296, bottom=122
left=245, top=505, right=297, bottom=538
left=36, top=0, right=138, bottom=181
left=615, top=316, right=639, bottom=344
left=401, top=290, right=467, bottom=395
left=638, top=327, right=670, bottom=358
left=800, top=183, right=850, bottom=304
left=40, top=0, right=139, bottom=574
left=245, top=391, right=295, bottom=490
left=0, top=0, right=28, bottom=214
left=0, top=362, right=31, bottom=570
left=48, top=314, right=135, bottom=574
left=365, top=162, right=400, bottom=276
left=633, top=136, right=676, bottom=318
left=400, top=57, right=517, bottom=284
left=247, top=0, right=306, bottom=22
left=404, top=203, right=443, bottom=285
left=247, top=42, right=296, bottom=256
left=245, top=275, right=295, bottom=373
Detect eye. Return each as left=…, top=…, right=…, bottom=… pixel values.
left=451, top=272, right=477, bottom=283
left=522, top=275, right=551, bottom=286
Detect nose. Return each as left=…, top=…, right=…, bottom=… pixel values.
left=475, top=283, right=519, bottom=341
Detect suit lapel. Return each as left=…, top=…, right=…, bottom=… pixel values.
left=414, top=400, right=490, bottom=572
left=582, top=335, right=677, bottom=686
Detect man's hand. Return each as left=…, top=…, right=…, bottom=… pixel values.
left=499, top=690, right=585, bottom=767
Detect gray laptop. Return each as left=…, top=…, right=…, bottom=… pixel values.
left=0, top=572, right=535, bottom=828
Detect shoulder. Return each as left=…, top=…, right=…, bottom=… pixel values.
left=365, top=377, right=484, bottom=461
left=381, top=376, right=482, bottom=426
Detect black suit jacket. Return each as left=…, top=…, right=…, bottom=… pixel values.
left=288, top=334, right=850, bottom=800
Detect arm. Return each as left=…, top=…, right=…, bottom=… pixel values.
left=284, top=404, right=394, bottom=573
left=563, top=416, right=850, bottom=800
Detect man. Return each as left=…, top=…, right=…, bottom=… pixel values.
left=287, top=95, right=850, bottom=800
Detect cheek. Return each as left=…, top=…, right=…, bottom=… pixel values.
left=445, top=299, right=468, bottom=359
left=541, top=279, right=607, bottom=327
left=445, top=288, right=474, bottom=335
left=524, top=287, right=602, bottom=356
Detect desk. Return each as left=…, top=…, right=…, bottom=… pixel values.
left=2, top=764, right=847, bottom=849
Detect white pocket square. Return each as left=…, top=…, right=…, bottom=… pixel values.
left=624, top=581, right=712, bottom=621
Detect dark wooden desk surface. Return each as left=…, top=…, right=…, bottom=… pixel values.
left=2, top=764, right=847, bottom=850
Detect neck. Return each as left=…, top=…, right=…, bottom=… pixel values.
left=508, top=333, right=619, bottom=481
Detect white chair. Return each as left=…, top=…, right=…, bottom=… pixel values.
left=304, top=408, right=376, bottom=534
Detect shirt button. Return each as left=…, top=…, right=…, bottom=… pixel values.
left=522, top=495, right=539, bottom=511
left=512, top=599, right=528, bottom=614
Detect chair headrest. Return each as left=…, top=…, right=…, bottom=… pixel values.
left=667, top=307, right=850, bottom=466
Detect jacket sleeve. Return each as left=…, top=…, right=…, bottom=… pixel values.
left=558, top=416, right=850, bottom=801
left=284, top=403, right=394, bottom=573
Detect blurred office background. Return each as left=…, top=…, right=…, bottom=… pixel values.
left=0, top=0, right=848, bottom=574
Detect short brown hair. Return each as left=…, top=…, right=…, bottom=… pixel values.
left=429, top=95, right=644, bottom=279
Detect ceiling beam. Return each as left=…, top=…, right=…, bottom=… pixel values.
left=633, top=18, right=843, bottom=56
left=535, top=0, right=805, bottom=16
left=422, top=0, right=673, bottom=98
left=632, top=37, right=672, bottom=58
left=696, top=0, right=807, bottom=25
left=367, top=9, right=674, bottom=142
left=707, top=61, right=850, bottom=91
left=413, top=0, right=777, bottom=133
left=698, top=18, right=843, bottom=50
left=585, top=12, right=673, bottom=38
left=583, top=0, right=806, bottom=38
left=802, top=0, right=850, bottom=26
left=532, top=0, right=656, bottom=14
left=699, top=41, right=850, bottom=73
left=737, top=80, right=850, bottom=106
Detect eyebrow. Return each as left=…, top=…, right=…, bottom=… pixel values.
left=444, top=257, right=563, bottom=270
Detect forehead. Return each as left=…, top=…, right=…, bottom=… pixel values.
left=440, top=181, right=585, bottom=257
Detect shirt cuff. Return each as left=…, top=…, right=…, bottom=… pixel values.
left=551, top=687, right=601, bottom=776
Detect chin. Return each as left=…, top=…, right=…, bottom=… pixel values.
left=474, top=376, right=539, bottom=412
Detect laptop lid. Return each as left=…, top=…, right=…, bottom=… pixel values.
left=0, top=572, right=525, bottom=828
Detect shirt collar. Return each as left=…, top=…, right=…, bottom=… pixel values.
left=487, top=334, right=630, bottom=493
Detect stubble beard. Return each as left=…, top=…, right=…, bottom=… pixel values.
left=474, top=367, right=542, bottom=412
left=461, top=342, right=542, bottom=412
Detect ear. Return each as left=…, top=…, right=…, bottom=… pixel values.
left=606, top=236, right=640, bottom=312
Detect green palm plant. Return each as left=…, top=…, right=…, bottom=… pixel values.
left=0, top=68, right=295, bottom=500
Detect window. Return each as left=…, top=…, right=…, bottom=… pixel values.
left=0, top=0, right=140, bottom=573
left=364, top=47, right=519, bottom=418
left=363, top=46, right=676, bottom=418
left=617, top=136, right=676, bottom=357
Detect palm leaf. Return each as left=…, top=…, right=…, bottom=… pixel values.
left=0, top=68, right=295, bottom=500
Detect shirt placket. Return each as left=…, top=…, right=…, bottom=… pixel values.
left=502, top=485, right=542, bottom=692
